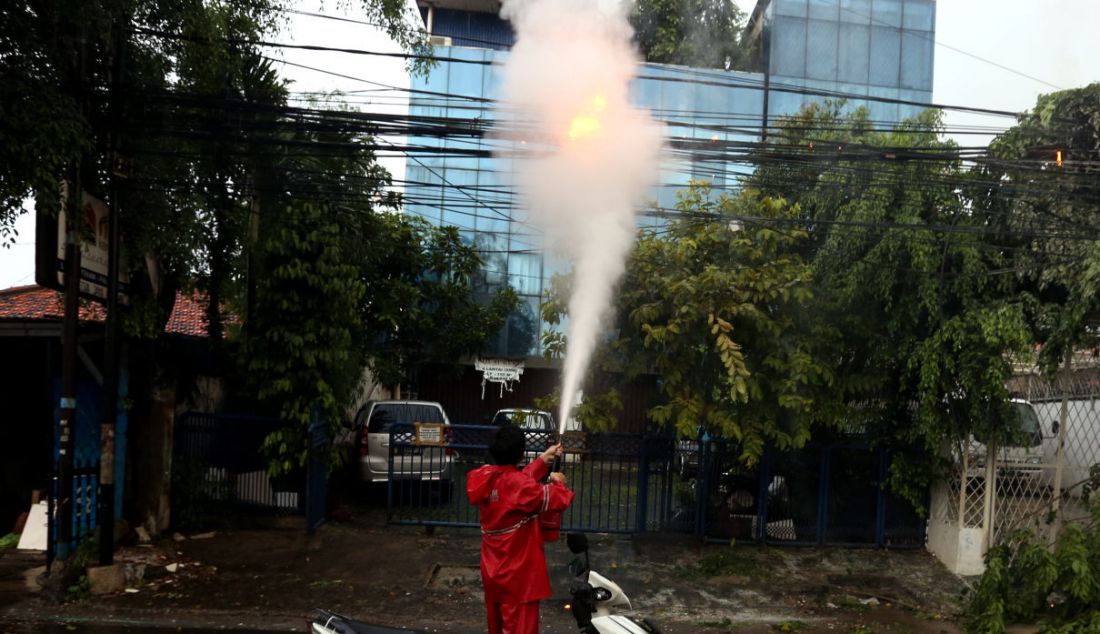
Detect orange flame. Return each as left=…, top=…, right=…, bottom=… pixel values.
left=567, top=94, right=607, bottom=141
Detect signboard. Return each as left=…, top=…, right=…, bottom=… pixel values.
left=35, top=184, right=129, bottom=303
left=475, top=357, right=525, bottom=399
left=414, top=423, right=446, bottom=446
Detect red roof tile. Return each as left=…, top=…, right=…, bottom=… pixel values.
left=0, top=285, right=214, bottom=338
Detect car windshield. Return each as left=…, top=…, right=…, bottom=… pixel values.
left=493, top=410, right=551, bottom=431
left=1011, top=402, right=1042, bottom=448
left=368, top=404, right=445, bottom=433
left=975, top=402, right=1043, bottom=447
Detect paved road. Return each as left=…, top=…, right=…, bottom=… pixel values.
left=3, top=626, right=285, bottom=633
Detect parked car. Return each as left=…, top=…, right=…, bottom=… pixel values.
left=492, top=408, right=582, bottom=463
left=354, top=400, right=454, bottom=484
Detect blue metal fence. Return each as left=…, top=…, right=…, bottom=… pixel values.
left=50, top=380, right=106, bottom=560
left=385, top=424, right=925, bottom=548
left=173, top=412, right=306, bottom=528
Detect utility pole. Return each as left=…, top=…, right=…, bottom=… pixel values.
left=58, top=26, right=88, bottom=560
left=760, top=23, right=771, bottom=144
left=99, top=17, right=127, bottom=566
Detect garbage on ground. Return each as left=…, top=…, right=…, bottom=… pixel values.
left=135, top=526, right=152, bottom=544
left=16, top=502, right=48, bottom=551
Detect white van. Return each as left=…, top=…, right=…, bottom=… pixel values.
left=1031, top=398, right=1100, bottom=496
left=961, top=399, right=1045, bottom=480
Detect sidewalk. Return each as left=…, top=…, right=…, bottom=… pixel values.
left=0, top=505, right=968, bottom=633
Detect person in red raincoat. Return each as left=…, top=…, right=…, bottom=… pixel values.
left=467, top=425, right=574, bottom=634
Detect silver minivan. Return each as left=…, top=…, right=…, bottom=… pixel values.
left=355, top=400, right=454, bottom=483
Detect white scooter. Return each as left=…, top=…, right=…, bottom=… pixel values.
left=308, top=608, right=426, bottom=634
left=564, top=533, right=664, bottom=634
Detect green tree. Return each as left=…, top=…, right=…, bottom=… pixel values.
left=1, top=0, right=510, bottom=482
left=0, top=0, right=427, bottom=278
left=964, top=496, right=1100, bottom=633
left=630, top=0, right=756, bottom=71
left=752, top=103, right=1033, bottom=508
left=544, top=185, right=833, bottom=465
left=973, top=83, right=1100, bottom=376
left=358, top=215, right=518, bottom=391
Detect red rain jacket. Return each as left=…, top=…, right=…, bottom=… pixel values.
left=467, top=459, right=574, bottom=603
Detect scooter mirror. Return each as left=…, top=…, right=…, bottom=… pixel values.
left=566, top=532, right=588, bottom=554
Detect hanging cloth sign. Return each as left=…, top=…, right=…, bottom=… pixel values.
left=475, top=358, right=525, bottom=399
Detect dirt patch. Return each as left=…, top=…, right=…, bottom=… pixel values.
left=1, top=503, right=970, bottom=633
left=425, top=564, right=481, bottom=591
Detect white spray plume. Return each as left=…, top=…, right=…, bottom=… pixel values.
left=495, top=0, right=664, bottom=434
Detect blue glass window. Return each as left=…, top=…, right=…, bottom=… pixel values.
left=903, top=0, right=934, bottom=31
left=806, top=19, right=839, bottom=81
left=508, top=253, right=542, bottom=296
left=447, top=65, right=486, bottom=101
left=504, top=296, right=540, bottom=357
left=900, top=30, right=933, bottom=90
left=441, top=206, right=476, bottom=230
left=808, top=0, right=838, bottom=20
left=840, top=0, right=872, bottom=23
left=475, top=208, right=509, bottom=233
left=771, top=16, right=807, bottom=77
left=775, top=0, right=808, bottom=17
left=867, top=86, right=899, bottom=122
left=868, top=25, right=900, bottom=86
left=767, top=90, right=808, bottom=120
left=871, top=0, right=903, bottom=28
left=838, top=23, right=870, bottom=84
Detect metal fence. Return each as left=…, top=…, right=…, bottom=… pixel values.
left=384, top=424, right=650, bottom=533
left=927, top=356, right=1100, bottom=573
left=385, top=423, right=924, bottom=547
left=173, top=412, right=306, bottom=529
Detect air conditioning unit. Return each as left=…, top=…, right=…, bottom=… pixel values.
left=429, top=35, right=453, bottom=47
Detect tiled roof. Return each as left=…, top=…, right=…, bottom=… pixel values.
left=0, top=285, right=214, bottom=338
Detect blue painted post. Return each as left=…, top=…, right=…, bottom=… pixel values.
left=695, top=432, right=711, bottom=538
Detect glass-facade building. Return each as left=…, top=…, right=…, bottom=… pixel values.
left=765, top=0, right=935, bottom=122
left=405, top=0, right=935, bottom=358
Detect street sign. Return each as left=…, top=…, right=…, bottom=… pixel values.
left=35, top=184, right=129, bottom=303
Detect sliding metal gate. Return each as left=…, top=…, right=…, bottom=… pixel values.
left=385, top=423, right=924, bottom=547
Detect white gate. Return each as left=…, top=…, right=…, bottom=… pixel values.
left=928, top=354, right=1100, bottom=574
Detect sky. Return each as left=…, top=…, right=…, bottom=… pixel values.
left=3, top=0, right=1100, bottom=289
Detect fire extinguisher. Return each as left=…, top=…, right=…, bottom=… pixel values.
left=539, top=438, right=564, bottom=542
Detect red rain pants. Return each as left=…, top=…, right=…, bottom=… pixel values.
left=486, top=599, right=540, bottom=634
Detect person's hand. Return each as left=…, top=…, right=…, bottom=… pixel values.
left=549, top=472, right=567, bottom=486
left=540, top=443, right=563, bottom=463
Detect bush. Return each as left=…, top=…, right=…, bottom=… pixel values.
left=964, top=498, right=1100, bottom=633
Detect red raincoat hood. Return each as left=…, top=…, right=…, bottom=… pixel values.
left=466, top=464, right=516, bottom=505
